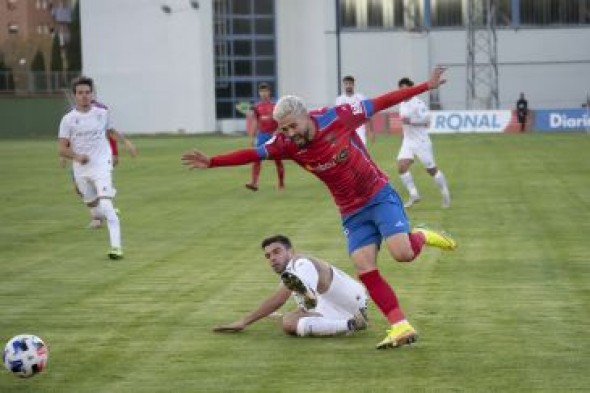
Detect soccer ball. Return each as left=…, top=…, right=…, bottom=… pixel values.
left=3, top=334, right=48, bottom=378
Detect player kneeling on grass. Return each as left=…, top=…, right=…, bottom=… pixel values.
left=214, top=235, right=369, bottom=337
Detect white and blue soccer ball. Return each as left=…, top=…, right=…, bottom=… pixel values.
left=3, top=334, right=48, bottom=378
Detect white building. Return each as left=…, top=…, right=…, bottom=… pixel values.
left=81, top=0, right=590, bottom=134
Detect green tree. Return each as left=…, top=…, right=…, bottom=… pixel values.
left=67, top=1, right=82, bottom=72
left=31, top=50, right=48, bottom=91
left=0, top=55, right=15, bottom=92
left=50, top=34, right=63, bottom=72
left=50, top=33, right=64, bottom=89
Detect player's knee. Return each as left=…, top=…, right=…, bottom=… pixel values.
left=397, top=161, right=410, bottom=174
left=390, top=247, right=415, bottom=263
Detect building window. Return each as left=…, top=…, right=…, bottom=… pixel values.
left=431, top=0, right=463, bottom=27
left=340, top=0, right=405, bottom=29
left=521, top=0, right=589, bottom=25
left=496, top=0, right=512, bottom=26
left=8, top=23, right=18, bottom=34
left=214, top=0, right=277, bottom=119
left=7, top=0, right=17, bottom=11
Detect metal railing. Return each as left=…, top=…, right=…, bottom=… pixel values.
left=0, top=71, right=80, bottom=95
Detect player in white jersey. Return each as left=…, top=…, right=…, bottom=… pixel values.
left=58, top=76, right=137, bottom=259
left=335, top=75, right=374, bottom=146
left=396, top=77, right=451, bottom=208
left=213, top=235, right=369, bottom=337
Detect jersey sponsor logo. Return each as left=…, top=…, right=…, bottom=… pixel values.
left=305, top=161, right=336, bottom=172
left=350, top=101, right=363, bottom=115
left=304, top=148, right=349, bottom=172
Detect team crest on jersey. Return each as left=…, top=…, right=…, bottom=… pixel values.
left=335, top=148, right=349, bottom=163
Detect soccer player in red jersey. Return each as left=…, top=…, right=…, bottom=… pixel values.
left=182, top=67, right=456, bottom=349
left=245, top=83, right=285, bottom=191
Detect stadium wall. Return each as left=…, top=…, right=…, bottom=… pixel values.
left=0, top=96, right=68, bottom=138
left=337, top=28, right=590, bottom=110
left=79, top=0, right=588, bottom=134
left=80, top=0, right=216, bottom=134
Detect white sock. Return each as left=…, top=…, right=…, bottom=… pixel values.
left=399, top=171, right=419, bottom=198
left=89, top=206, right=104, bottom=220
left=433, top=170, right=450, bottom=196
left=98, top=199, right=121, bottom=248
left=295, top=317, right=350, bottom=337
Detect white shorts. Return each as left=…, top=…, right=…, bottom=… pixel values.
left=397, top=138, right=436, bottom=169
left=74, top=169, right=116, bottom=204
left=314, top=268, right=368, bottom=320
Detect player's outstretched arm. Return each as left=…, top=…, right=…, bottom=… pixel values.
left=212, top=285, right=291, bottom=334
left=213, top=320, right=248, bottom=333
left=182, top=148, right=262, bottom=169
left=371, top=66, right=447, bottom=113
left=182, top=149, right=211, bottom=169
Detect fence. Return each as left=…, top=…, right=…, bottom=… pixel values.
left=0, top=70, right=80, bottom=95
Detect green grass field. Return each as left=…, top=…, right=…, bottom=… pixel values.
left=0, top=133, right=589, bottom=392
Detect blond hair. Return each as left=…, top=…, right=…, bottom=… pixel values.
left=273, top=95, right=308, bottom=121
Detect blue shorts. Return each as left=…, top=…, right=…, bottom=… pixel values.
left=255, top=132, right=274, bottom=147
left=342, top=183, right=410, bottom=255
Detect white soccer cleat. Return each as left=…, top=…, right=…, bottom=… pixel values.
left=404, top=194, right=421, bottom=209
left=280, top=271, right=317, bottom=309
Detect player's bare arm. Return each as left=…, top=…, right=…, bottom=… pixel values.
left=182, top=148, right=261, bottom=169
left=213, top=285, right=291, bottom=333
left=247, top=110, right=258, bottom=140
left=108, top=128, right=137, bottom=157
left=58, top=137, right=89, bottom=164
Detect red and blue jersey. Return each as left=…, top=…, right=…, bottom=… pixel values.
left=257, top=100, right=387, bottom=215
left=208, top=82, right=430, bottom=215
left=253, top=100, right=277, bottom=134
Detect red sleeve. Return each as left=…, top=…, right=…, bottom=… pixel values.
left=108, top=135, right=118, bottom=156
left=371, top=82, right=429, bottom=113
left=209, top=149, right=261, bottom=168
